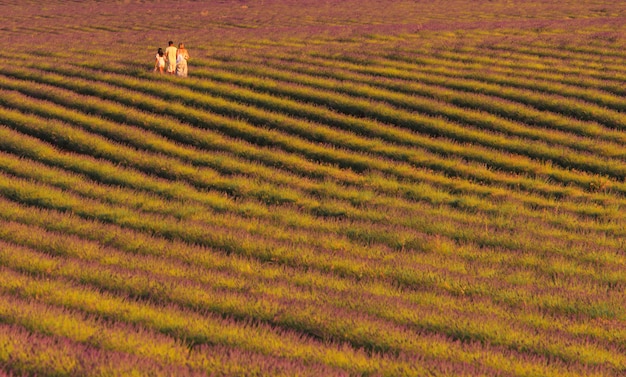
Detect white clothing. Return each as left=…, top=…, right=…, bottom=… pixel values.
left=156, top=54, right=165, bottom=68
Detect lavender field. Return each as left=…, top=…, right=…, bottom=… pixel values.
left=1, top=0, right=626, bottom=375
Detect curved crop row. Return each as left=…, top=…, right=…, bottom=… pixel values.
left=3, top=187, right=624, bottom=374
left=207, top=51, right=626, bottom=146
left=10, top=62, right=626, bottom=222
left=17, top=58, right=626, bottom=201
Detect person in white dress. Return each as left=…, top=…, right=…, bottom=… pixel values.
left=176, top=43, right=190, bottom=77
left=154, top=48, right=165, bottom=74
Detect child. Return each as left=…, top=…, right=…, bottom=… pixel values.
left=154, top=48, right=165, bottom=73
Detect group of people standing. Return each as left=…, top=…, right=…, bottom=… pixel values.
left=154, top=41, right=190, bottom=77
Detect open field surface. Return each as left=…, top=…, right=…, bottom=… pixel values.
left=1, top=0, right=626, bottom=375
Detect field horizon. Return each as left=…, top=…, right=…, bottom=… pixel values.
left=1, top=1, right=625, bottom=376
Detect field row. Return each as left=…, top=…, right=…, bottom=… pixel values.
left=0, top=71, right=623, bottom=252
left=0, top=140, right=625, bottom=374
left=4, top=54, right=626, bottom=210
left=1, top=201, right=625, bottom=376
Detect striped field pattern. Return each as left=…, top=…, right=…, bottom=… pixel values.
left=1, top=0, right=626, bottom=376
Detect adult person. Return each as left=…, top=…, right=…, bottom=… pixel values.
left=176, top=43, right=190, bottom=77
left=154, top=48, right=165, bottom=74
left=164, top=41, right=177, bottom=75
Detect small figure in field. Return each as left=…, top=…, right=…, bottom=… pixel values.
left=154, top=48, right=165, bottom=73
left=164, top=41, right=177, bottom=75
left=176, top=43, right=190, bottom=77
